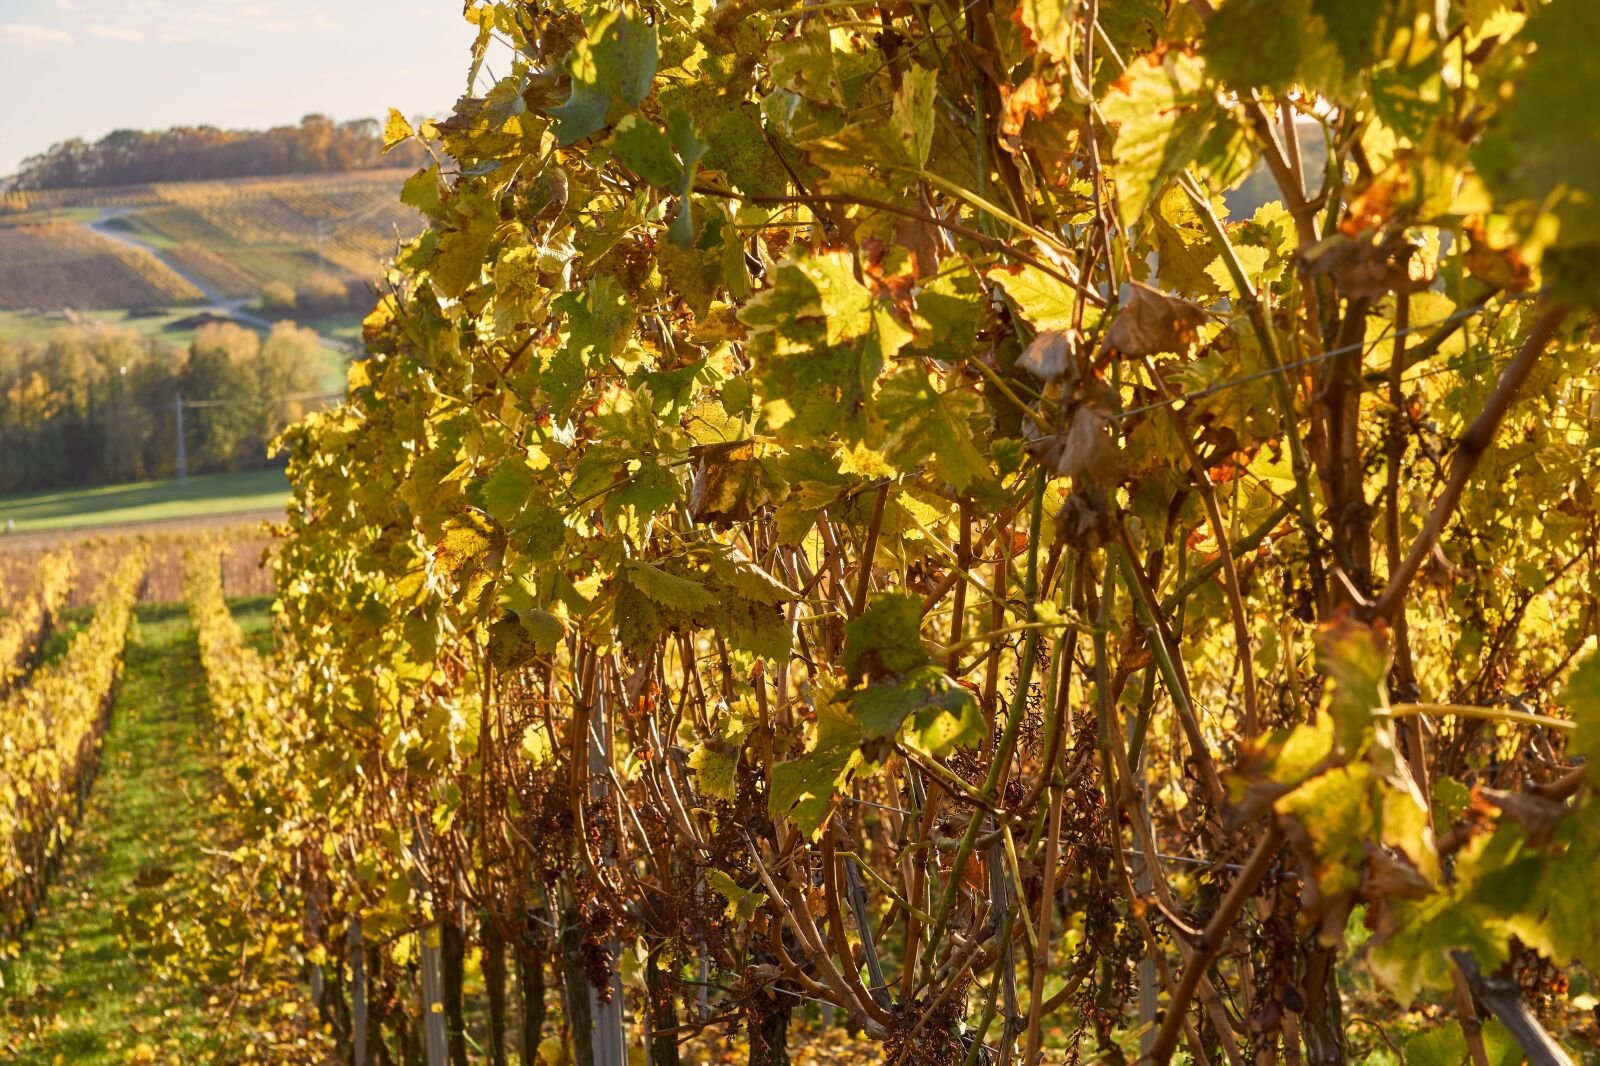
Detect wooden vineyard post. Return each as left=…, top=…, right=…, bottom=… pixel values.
left=349, top=918, right=368, bottom=1066
left=586, top=674, right=627, bottom=1066
left=419, top=924, right=451, bottom=1066
left=411, top=829, right=450, bottom=1066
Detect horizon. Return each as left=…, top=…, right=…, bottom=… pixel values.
left=0, top=0, right=496, bottom=177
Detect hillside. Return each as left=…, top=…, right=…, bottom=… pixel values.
left=0, top=168, right=419, bottom=312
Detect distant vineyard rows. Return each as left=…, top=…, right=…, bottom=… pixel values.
left=0, top=169, right=421, bottom=306
left=0, top=551, right=142, bottom=950
left=0, top=224, right=201, bottom=309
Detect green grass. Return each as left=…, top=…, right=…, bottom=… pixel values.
left=0, top=206, right=103, bottom=228
left=99, top=213, right=182, bottom=251
left=0, top=306, right=263, bottom=349
left=0, top=603, right=248, bottom=1062
left=277, top=309, right=365, bottom=344
left=0, top=469, right=289, bottom=534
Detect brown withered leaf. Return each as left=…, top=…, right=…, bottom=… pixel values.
left=1016, top=328, right=1082, bottom=383
left=1099, top=281, right=1208, bottom=358
left=690, top=441, right=782, bottom=526
left=1026, top=404, right=1113, bottom=480
left=1359, top=842, right=1435, bottom=902
left=1476, top=787, right=1568, bottom=847
left=894, top=215, right=946, bottom=280
left=1462, top=218, right=1532, bottom=292
left=1053, top=485, right=1116, bottom=552
left=1001, top=75, right=1060, bottom=140
left=1300, top=230, right=1435, bottom=301
left=1341, top=179, right=1399, bottom=236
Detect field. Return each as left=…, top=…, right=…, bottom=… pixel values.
left=0, top=469, right=289, bottom=536
left=0, top=169, right=418, bottom=303
left=0, top=224, right=201, bottom=310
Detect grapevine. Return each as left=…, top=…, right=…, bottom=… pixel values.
left=0, top=550, right=73, bottom=694
left=0, top=550, right=143, bottom=954
left=155, top=1, right=1600, bottom=1063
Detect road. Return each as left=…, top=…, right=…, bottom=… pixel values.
left=87, top=207, right=358, bottom=356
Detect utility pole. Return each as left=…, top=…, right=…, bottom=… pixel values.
left=174, top=395, right=187, bottom=485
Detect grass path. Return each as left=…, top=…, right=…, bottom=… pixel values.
left=0, top=469, right=290, bottom=535
left=0, top=601, right=270, bottom=1063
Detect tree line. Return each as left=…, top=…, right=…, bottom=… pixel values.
left=12, top=115, right=428, bottom=190
left=0, top=321, right=325, bottom=492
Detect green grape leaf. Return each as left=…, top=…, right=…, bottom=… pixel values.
left=478, top=457, right=537, bottom=526
left=1147, top=185, right=1224, bottom=301
left=706, top=869, right=766, bottom=923
left=602, top=462, right=681, bottom=534
left=431, top=187, right=500, bottom=299
left=1315, top=615, right=1392, bottom=756
left=769, top=28, right=845, bottom=109
left=842, top=592, right=930, bottom=684
left=487, top=615, right=541, bottom=671
left=609, top=106, right=708, bottom=249
left=511, top=506, right=568, bottom=562
left=876, top=369, right=991, bottom=493
left=1100, top=49, right=1220, bottom=230
left=1557, top=650, right=1600, bottom=785
left=1472, top=2, right=1600, bottom=273
left=434, top=511, right=503, bottom=583
left=401, top=165, right=443, bottom=217
left=988, top=263, right=1082, bottom=332
left=1014, top=0, right=1073, bottom=61
left=890, top=65, right=938, bottom=168
left=1513, top=801, right=1600, bottom=970
left=769, top=699, right=862, bottom=838
left=623, top=559, right=717, bottom=612
left=689, top=743, right=739, bottom=802
left=549, top=7, right=659, bottom=145
left=845, top=664, right=981, bottom=757
left=705, top=548, right=795, bottom=605
left=610, top=114, right=681, bottom=187
left=545, top=275, right=634, bottom=416
left=748, top=250, right=912, bottom=356
left=744, top=251, right=910, bottom=443
left=1370, top=875, right=1511, bottom=1003
left=1402, top=1023, right=1466, bottom=1066
left=664, top=106, right=708, bottom=248
left=911, top=269, right=988, bottom=359
left=518, top=608, right=565, bottom=654
left=1202, top=0, right=1341, bottom=96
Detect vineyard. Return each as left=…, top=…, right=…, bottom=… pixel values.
left=5, top=0, right=1600, bottom=1064
left=0, top=224, right=202, bottom=310
left=0, top=552, right=139, bottom=948
left=0, top=553, right=73, bottom=694
left=0, top=170, right=421, bottom=303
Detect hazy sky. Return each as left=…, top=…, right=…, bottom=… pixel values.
left=0, top=0, right=493, bottom=175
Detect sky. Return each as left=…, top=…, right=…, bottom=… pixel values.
left=0, top=0, right=493, bottom=175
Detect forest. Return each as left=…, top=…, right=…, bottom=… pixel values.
left=0, top=321, right=323, bottom=491
left=11, top=114, right=429, bottom=191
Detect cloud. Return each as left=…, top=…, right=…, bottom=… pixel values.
left=85, top=25, right=145, bottom=42
left=0, top=24, right=74, bottom=48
